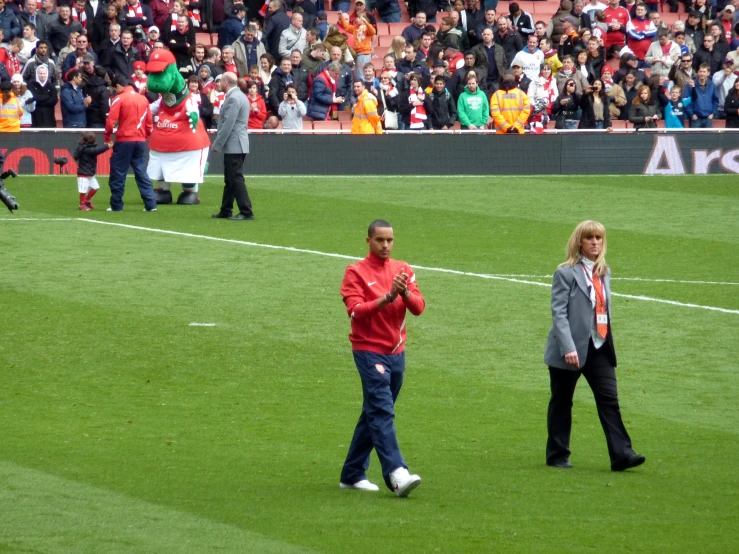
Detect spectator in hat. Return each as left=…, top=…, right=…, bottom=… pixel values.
left=60, top=31, right=97, bottom=79
left=60, top=68, right=89, bottom=127
left=600, top=65, right=626, bottom=119
left=132, top=59, right=148, bottom=93
left=9, top=72, right=32, bottom=127
left=712, top=57, right=737, bottom=117
left=613, top=52, right=647, bottom=85
left=684, top=10, right=704, bottom=46
left=147, top=26, right=161, bottom=51
left=82, top=61, right=110, bottom=128
left=510, top=58, right=531, bottom=91
left=557, top=16, right=582, bottom=58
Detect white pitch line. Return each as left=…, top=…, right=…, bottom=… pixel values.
left=69, top=218, right=739, bottom=315
left=0, top=217, right=74, bottom=221
left=189, top=323, right=216, bottom=327
left=489, top=274, right=739, bottom=286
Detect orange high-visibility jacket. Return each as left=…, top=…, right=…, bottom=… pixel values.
left=0, top=94, right=23, bottom=132
left=489, top=87, right=531, bottom=134
left=351, top=90, right=383, bottom=135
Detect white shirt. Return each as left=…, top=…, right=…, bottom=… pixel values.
left=580, top=257, right=606, bottom=349
left=583, top=2, right=607, bottom=14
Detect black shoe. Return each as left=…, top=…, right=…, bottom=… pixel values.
left=212, top=212, right=231, bottom=219
left=611, top=454, right=646, bottom=472
left=547, top=460, right=573, bottom=469
left=0, top=169, right=17, bottom=180
left=228, top=213, right=255, bottom=220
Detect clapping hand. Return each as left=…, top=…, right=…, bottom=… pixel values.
left=391, top=272, right=408, bottom=298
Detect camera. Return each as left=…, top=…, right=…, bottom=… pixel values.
left=0, top=169, right=19, bottom=212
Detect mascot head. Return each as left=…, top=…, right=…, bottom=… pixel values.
left=146, top=49, right=186, bottom=96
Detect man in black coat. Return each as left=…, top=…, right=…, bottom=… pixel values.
left=290, top=48, right=309, bottom=102
left=47, top=4, right=83, bottom=55
left=428, top=75, right=457, bottom=129
left=81, top=57, right=110, bottom=128
left=494, top=15, right=522, bottom=68
left=262, top=0, right=290, bottom=60
left=108, top=28, right=141, bottom=79
left=447, top=51, right=486, bottom=100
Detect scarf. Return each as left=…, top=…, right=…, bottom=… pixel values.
left=544, top=48, right=558, bottom=58
left=170, top=15, right=178, bottom=34
left=320, top=69, right=337, bottom=120
left=133, top=74, right=147, bottom=93
left=213, top=91, right=225, bottom=113
left=602, top=77, right=613, bottom=93
left=186, top=1, right=201, bottom=26
left=408, top=87, right=427, bottom=129
left=5, top=52, right=20, bottom=76
left=71, top=7, right=87, bottom=28
left=127, top=2, right=149, bottom=31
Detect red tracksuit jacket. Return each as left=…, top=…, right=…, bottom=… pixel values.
left=104, top=86, right=152, bottom=143
left=341, top=252, right=425, bottom=355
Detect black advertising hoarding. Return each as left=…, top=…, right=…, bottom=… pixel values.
left=1, top=131, right=737, bottom=176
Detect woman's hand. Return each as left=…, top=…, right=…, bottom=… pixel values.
left=564, top=351, right=580, bottom=368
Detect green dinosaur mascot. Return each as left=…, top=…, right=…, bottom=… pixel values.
left=145, top=49, right=211, bottom=205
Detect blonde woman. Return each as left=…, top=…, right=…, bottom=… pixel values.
left=389, top=36, right=406, bottom=63
left=543, top=220, right=645, bottom=472
left=56, top=32, right=80, bottom=77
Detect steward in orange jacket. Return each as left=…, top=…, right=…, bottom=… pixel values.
left=351, top=82, right=383, bottom=135
left=489, top=74, right=531, bottom=134
left=0, top=87, right=22, bottom=133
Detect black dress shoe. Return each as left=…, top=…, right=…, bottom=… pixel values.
left=228, top=213, right=255, bottom=220
left=611, top=454, right=646, bottom=472
left=547, top=460, right=573, bottom=469
left=212, top=212, right=231, bottom=219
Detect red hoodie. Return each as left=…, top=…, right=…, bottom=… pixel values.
left=104, top=86, right=152, bottom=143
left=341, top=252, right=425, bottom=355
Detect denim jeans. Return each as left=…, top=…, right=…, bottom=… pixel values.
left=108, top=141, right=156, bottom=211
left=355, top=54, right=372, bottom=80
left=690, top=117, right=713, bottom=128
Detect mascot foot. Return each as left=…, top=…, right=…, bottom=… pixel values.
left=177, top=191, right=200, bottom=205
left=155, top=188, right=173, bottom=204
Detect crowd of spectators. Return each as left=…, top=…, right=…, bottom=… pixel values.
left=0, top=0, right=737, bottom=132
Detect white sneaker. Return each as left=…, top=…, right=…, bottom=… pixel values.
left=339, top=479, right=379, bottom=491
left=389, top=467, right=421, bottom=498
left=143, top=208, right=157, bottom=212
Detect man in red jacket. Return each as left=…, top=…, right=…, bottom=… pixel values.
left=339, top=220, right=425, bottom=498
left=104, top=75, right=157, bottom=212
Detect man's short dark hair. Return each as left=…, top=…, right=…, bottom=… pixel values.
left=368, top=220, right=392, bottom=237
left=232, top=2, right=246, bottom=14
left=24, top=22, right=36, bottom=31
left=111, top=74, right=131, bottom=88
left=434, top=75, right=445, bottom=83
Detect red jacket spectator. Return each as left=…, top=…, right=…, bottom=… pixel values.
left=247, top=93, right=267, bottom=129
left=104, top=85, right=152, bottom=142
left=149, top=0, right=171, bottom=30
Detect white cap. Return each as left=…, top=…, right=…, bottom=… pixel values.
left=10, top=73, right=24, bottom=84
left=148, top=25, right=160, bottom=34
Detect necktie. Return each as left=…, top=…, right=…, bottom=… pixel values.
left=591, top=270, right=608, bottom=339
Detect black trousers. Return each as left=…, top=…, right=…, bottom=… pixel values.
left=546, top=340, right=635, bottom=466
left=220, top=153, right=253, bottom=216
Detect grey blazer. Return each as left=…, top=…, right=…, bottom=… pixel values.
left=543, top=263, right=617, bottom=370
left=211, top=87, right=250, bottom=154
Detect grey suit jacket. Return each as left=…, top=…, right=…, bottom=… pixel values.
left=543, top=263, right=616, bottom=370
left=211, top=87, right=250, bottom=154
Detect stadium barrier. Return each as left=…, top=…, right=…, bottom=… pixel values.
left=2, top=129, right=738, bottom=176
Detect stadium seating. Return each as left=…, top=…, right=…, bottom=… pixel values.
left=196, top=32, right=211, bottom=46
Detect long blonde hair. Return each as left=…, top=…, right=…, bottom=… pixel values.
left=390, top=36, right=406, bottom=59
left=560, top=220, right=608, bottom=276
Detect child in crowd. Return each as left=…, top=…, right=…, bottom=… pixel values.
left=72, top=132, right=109, bottom=211
left=278, top=84, right=306, bottom=130
left=362, top=63, right=379, bottom=97
left=249, top=64, right=265, bottom=96
left=664, top=85, right=690, bottom=128
left=133, top=61, right=148, bottom=95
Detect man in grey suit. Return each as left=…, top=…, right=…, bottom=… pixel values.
left=544, top=221, right=645, bottom=472
left=211, top=71, right=254, bottom=221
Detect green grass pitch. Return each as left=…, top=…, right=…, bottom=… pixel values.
left=1, top=175, right=738, bottom=553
